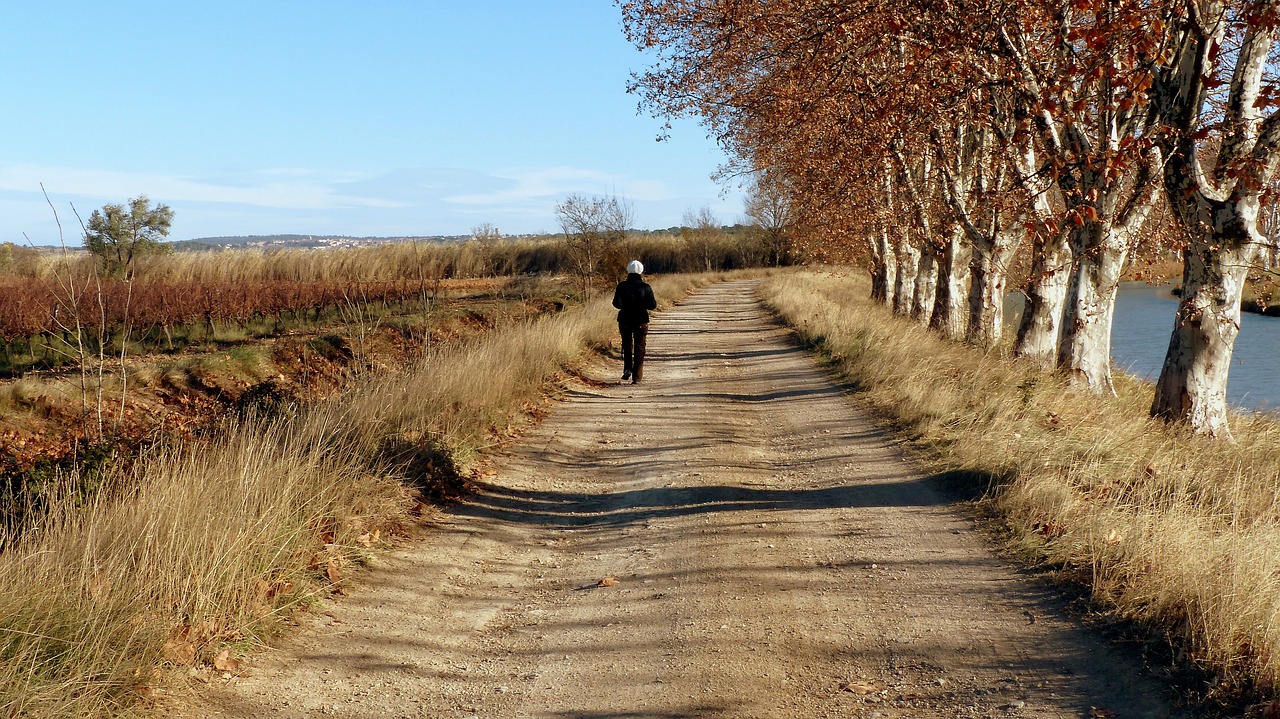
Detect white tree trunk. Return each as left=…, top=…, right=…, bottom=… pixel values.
left=893, top=231, right=920, bottom=316
left=966, top=247, right=1005, bottom=348
left=871, top=227, right=896, bottom=307
left=1056, top=224, right=1128, bottom=394
left=965, top=226, right=1022, bottom=349
left=1054, top=149, right=1159, bottom=394
left=930, top=224, right=970, bottom=341
left=1146, top=0, right=1274, bottom=436
left=1013, top=229, right=1070, bottom=365
left=1151, top=244, right=1254, bottom=438
left=912, top=247, right=938, bottom=326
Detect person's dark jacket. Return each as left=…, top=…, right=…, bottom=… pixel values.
left=613, top=273, right=657, bottom=326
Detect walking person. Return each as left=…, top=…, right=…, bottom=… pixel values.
left=612, top=260, right=657, bottom=384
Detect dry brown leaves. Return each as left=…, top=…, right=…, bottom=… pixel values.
left=841, top=680, right=883, bottom=695
left=254, top=578, right=296, bottom=604
left=212, top=649, right=240, bottom=673
left=161, top=621, right=244, bottom=669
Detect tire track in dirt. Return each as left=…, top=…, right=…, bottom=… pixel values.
left=194, top=280, right=1186, bottom=719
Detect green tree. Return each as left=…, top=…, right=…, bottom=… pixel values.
left=83, top=195, right=174, bottom=276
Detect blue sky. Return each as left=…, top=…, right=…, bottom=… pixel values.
left=0, top=2, right=741, bottom=243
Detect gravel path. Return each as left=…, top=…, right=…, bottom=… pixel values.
left=193, top=280, right=1185, bottom=719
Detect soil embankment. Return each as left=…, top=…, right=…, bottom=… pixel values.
left=194, top=280, right=1183, bottom=718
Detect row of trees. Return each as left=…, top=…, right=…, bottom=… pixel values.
left=622, top=0, right=1280, bottom=437
left=10, top=196, right=791, bottom=288
left=553, top=184, right=801, bottom=294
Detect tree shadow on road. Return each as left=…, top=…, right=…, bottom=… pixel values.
left=455, top=469, right=1004, bottom=530
left=551, top=709, right=735, bottom=719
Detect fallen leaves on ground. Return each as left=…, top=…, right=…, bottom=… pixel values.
left=326, top=557, right=345, bottom=594
left=212, top=649, right=240, bottom=673
left=162, top=626, right=197, bottom=665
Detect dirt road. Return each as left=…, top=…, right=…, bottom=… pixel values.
left=198, top=280, right=1184, bottom=719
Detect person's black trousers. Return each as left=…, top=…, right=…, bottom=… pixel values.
left=620, top=323, right=649, bottom=380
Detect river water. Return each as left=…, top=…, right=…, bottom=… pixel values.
left=1111, top=282, right=1279, bottom=414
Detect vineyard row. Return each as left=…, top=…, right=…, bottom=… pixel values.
left=0, top=278, right=435, bottom=359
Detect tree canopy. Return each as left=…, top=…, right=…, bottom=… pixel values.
left=83, top=196, right=174, bottom=277
left=622, top=0, right=1280, bottom=437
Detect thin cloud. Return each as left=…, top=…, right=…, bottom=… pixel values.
left=0, top=162, right=740, bottom=241
left=0, top=164, right=403, bottom=210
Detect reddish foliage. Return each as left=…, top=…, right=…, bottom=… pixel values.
left=0, top=278, right=429, bottom=361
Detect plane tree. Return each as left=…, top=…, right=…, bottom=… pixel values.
left=1148, top=0, right=1280, bottom=437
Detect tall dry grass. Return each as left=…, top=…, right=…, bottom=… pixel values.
left=23, top=235, right=775, bottom=285
left=128, top=239, right=565, bottom=283
left=0, top=273, right=710, bottom=717
left=759, top=269, right=1280, bottom=704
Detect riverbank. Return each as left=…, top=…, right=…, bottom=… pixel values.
left=1242, top=272, right=1280, bottom=317
left=759, top=270, right=1280, bottom=714
left=1125, top=257, right=1279, bottom=318
left=1167, top=283, right=1280, bottom=317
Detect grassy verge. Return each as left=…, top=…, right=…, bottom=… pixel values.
left=0, top=272, right=712, bottom=717
left=759, top=269, right=1280, bottom=710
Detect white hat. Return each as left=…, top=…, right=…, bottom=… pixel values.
left=626, top=260, right=644, bottom=274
